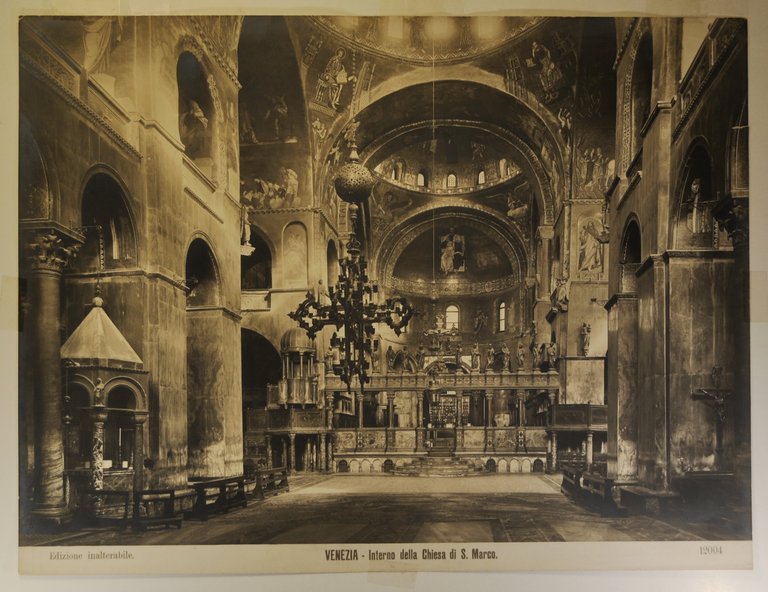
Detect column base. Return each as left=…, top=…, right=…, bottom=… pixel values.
left=29, top=504, right=72, bottom=529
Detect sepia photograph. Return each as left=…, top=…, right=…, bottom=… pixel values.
left=9, top=0, right=763, bottom=580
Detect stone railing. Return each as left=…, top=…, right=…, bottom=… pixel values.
left=550, top=404, right=607, bottom=430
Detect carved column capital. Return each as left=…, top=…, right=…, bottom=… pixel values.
left=24, top=227, right=82, bottom=273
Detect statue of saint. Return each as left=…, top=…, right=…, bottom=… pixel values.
left=471, top=342, right=481, bottom=370
left=501, top=343, right=511, bottom=372
left=386, top=345, right=396, bottom=371
left=580, top=322, right=591, bottom=356
left=485, top=344, right=496, bottom=372
left=516, top=343, right=526, bottom=369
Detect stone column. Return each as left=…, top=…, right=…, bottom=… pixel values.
left=550, top=431, right=558, bottom=471
left=90, top=405, right=109, bottom=514
left=536, top=226, right=554, bottom=299
left=319, top=434, right=327, bottom=472
left=387, top=393, right=395, bottom=428
left=25, top=228, right=81, bottom=523
left=288, top=434, right=296, bottom=474
left=304, top=439, right=311, bottom=472
left=517, top=391, right=526, bottom=427
left=356, top=394, right=364, bottom=429
left=415, top=394, right=424, bottom=451
left=281, top=438, right=287, bottom=470
left=325, top=393, right=334, bottom=429
left=586, top=431, right=594, bottom=469
left=484, top=393, right=493, bottom=452
left=265, top=435, right=273, bottom=469
left=132, top=412, right=148, bottom=493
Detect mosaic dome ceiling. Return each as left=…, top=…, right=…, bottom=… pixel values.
left=310, top=16, right=545, bottom=65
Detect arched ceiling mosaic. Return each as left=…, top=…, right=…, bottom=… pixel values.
left=309, top=16, right=546, bottom=65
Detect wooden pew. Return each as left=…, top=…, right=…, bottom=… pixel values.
left=253, top=466, right=289, bottom=500
left=188, top=477, right=248, bottom=521
left=560, top=464, right=582, bottom=496
left=81, top=489, right=131, bottom=529
left=133, top=489, right=190, bottom=530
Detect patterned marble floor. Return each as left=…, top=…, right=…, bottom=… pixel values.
left=22, top=474, right=749, bottom=546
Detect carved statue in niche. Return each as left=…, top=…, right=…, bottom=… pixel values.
left=471, top=342, right=481, bottom=370
left=264, top=95, right=289, bottom=141
left=82, top=17, right=123, bottom=74
left=684, top=177, right=713, bottom=235
left=316, top=48, right=356, bottom=110
left=580, top=322, right=591, bottom=356
left=179, top=99, right=209, bottom=159
left=439, top=227, right=466, bottom=274
left=578, top=218, right=604, bottom=272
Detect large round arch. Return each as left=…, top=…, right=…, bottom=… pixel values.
left=185, top=236, right=221, bottom=307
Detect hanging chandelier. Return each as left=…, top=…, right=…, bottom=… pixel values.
left=289, top=142, right=413, bottom=394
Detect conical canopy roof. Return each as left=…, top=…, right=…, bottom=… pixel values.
left=60, top=296, right=143, bottom=367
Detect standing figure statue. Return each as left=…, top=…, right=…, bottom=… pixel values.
left=485, top=344, right=496, bottom=372
left=516, top=342, right=526, bottom=370
left=531, top=343, right=541, bottom=370
left=386, top=345, right=396, bottom=372
left=454, top=344, right=463, bottom=369
left=580, top=322, right=591, bottom=356
left=416, top=344, right=426, bottom=371
left=501, top=343, right=511, bottom=372
left=471, top=342, right=481, bottom=371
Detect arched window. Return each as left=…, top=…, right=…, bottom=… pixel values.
left=177, top=52, right=214, bottom=169
left=445, top=305, right=459, bottom=330
left=447, top=172, right=457, bottom=188
left=620, top=219, right=642, bottom=293
left=498, top=302, right=506, bottom=332
left=186, top=238, right=220, bottom=307
left=79, top=173, right=137, bottom=271
left=416, top=170, right=427, bottom=187
left=477, top=169, right=486, bottom=185
left=393, top=159, right=406, bottom=182
left=242, top=231, right=272, bottom=290
left=499, top=158, right=508, bottom=178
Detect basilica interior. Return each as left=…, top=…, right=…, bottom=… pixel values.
left=18, top=15, right=750, bottom=537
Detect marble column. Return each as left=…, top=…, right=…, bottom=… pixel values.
left=550, top=431, right=558, bottom=471
left=90, top=405, right=108, bottom=514
left=387, top=393, right=395, bottom=428
left=586, top=431, right=594, bottom=468
left=304, top=438, right=310, bottom=472
left=132, top=412, right=148, bottom=493
left=517, top=391, right=526, bottom=427
left=281, top=438, right=287, bottom=470
left=356, top=394, right=364, bottom=429
left=319, top=434, right=326, bottom=472
left=265, top=435, right=273, bottom=469
left=484, top=393, right=493, bottom=452
left=325, top=393, right=334, bottom=429
left=288, top=435, right=296, bottom=474
left=25, top=228, right=81, bottom=523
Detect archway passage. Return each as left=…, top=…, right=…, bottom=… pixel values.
left=78, top=173, right=137, bottom=271
left=242, top=329, right=281, bottom=412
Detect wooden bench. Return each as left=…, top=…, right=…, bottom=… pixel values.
left=560, top=465, right=582, bottom=495
left=253, top=466, right=289, bottom=500
left=81, top=489, right=131, bottom=529
left=188, top=477, right=247, bottom=521
left=133, top=489, right=190, bottom=530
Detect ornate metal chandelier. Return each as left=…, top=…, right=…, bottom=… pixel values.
left=289, top=143, right=413, bottom=394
